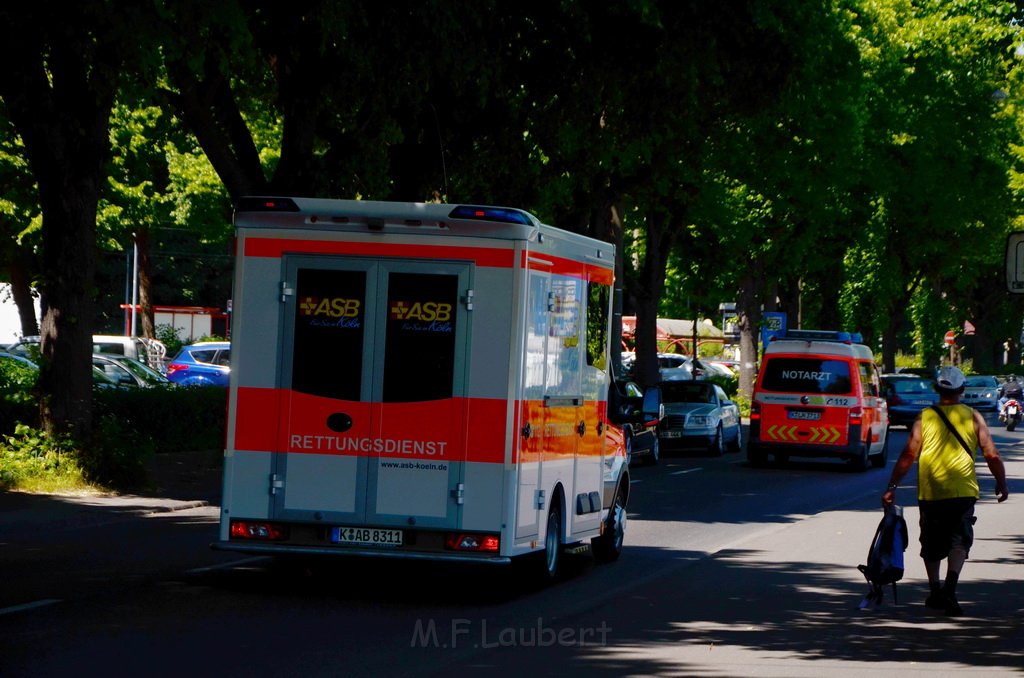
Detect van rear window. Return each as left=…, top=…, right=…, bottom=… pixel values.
left=760, top=357, right=853, bottom=395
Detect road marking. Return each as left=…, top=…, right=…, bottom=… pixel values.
left=186, top=557, right=266, bottom=575
left=671, top=468, right=702, bottom=476
left=0, top=598, right=61, bottom=616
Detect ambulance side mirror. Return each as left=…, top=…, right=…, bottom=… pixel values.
left=641, top=385, right=663, bottom=426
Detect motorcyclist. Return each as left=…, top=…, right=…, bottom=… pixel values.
left=998, top=375, right=1023, bottom=418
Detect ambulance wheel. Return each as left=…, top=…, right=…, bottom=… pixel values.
left=541, top=505, right=563, bottom=582
left=852, top=442, right=870, bottom=471
left=747, top=442, right=766, bottom=466
left=709, top=424, right=725, bottom=456
left=592, top=485, right=626, bottom=563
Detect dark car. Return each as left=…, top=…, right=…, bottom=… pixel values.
left=92, top=353, right=172, bottom=388
left=658, top=378, right=742, bottom=455
left=880, top=374, right=939, bottom=427
left=962, top=375, right=1000, bottom=411
left=611, top=380, right=663, bottom=465
left=165, top=341, right=231, bottom=387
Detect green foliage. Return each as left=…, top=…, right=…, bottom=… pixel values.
left=93, top=386, right=227, bottom=455
left=155, top=324, right=186, bottom=359
left=0, top=372, right=226, bottom=491
left=79, top=414, right=154, bottom=489
left=0, top=424, right=84, bottom=492
left=0, top=358, right=39, bottom=435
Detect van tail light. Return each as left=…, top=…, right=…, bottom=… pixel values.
left=849, top=406, right=863, bottom=426
left=230, top=520, right=289, bottom=541
left=750, top=401, right=761, bottom=421
left=445, top=533, right=500, bottom=552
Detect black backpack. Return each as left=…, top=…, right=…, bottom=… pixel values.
left=858, top=504, right=909, bottom=609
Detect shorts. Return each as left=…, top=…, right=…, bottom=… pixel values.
left=918, top=497, right=977, bottom=562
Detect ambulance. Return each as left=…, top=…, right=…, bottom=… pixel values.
left=747, top=329, right=889, bottom=470
left=213, top=197, right=660, bottom=579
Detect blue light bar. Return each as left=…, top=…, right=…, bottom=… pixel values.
left=782, top=329, right=864, bottom=345
left=448, top=205, right=534, bottom=225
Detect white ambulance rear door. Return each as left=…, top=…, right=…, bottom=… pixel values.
left=274, top=254, right=472, bottom=530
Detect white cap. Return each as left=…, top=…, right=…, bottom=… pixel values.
left=936, top=366, right=965, bottom=390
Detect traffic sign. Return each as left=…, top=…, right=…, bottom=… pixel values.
left=944, top=330, right=956, bottom=346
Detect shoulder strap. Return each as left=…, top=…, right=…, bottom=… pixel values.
left=929, top=405, right=975, bottom=458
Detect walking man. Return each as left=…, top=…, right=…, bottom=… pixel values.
left=882, top=366, right=1009, bottom=616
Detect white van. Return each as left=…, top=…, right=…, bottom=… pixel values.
left=214, top=197, right=661, bottom=579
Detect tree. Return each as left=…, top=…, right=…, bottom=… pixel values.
left=0, top=3, right=149, bottom=438
left=841, top=0, right=1016, bottom=372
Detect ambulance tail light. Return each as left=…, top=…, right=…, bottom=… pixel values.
left=750, top=401, right=761, bottom=421
left=445, top=533, right=500, bottom=552
left=230, top=520, right=290, bottom=541
left=849, top=406, right=863, bottom=426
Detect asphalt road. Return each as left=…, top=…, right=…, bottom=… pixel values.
left=2, top=416, right=1021, bottom=677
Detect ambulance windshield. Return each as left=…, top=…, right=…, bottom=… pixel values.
left=760, top=357, right=853, bottom=395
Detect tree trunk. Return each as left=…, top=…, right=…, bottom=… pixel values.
left=632, top=211, right=676, bottom=388
left=37, top=194, right=97, bottom=439
left=8, top=256, right=39, bottom=338
left=135, top=228, right=156, bottom=339
left=736, top=266, right=763, bottom=399
left=0, top=5, right=119, bottom=439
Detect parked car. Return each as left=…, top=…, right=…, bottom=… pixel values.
left=962, top=375, right=1000, bottom=411
left=880, top=374, right=940, bottom=427
left=7, top=334, right=167, bottom=372
left=165, top=341, right=231, bottom=386
left=0, top=350, right=124, bottom=389
left=658, top=353, right=696, bottom=380
left=612, top=379, right=663, bottom=465
left=658, top=378, right=742, bottom=456
left=91, top=353, right=172, bottom=388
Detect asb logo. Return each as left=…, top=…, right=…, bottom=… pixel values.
left=390, top=301, right=452, bottom=322
left=299, top=296, right=361, bottom=318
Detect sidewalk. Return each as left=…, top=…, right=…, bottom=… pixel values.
left=0, top=449, right=222, bottom=539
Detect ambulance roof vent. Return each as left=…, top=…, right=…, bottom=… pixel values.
left=448, top=205, right=536, bottom=225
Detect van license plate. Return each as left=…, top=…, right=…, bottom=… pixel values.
left=330, top=526, right=403, bottom=547
left=788, top=411, right=821, bottom=421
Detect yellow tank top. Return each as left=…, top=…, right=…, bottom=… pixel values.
left=918, top=405, right=979, bottom=500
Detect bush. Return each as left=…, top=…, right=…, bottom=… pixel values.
left=0, top=424, right=85, bottom=492
left=0, top=376, right=227, bottom=492
left=93, top=385, right=227, bottom=454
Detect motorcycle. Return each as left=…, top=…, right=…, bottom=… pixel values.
left=1000, top=399, right=1022, bottom=431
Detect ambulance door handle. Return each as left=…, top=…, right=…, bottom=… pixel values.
left=577, top=421, right=586, bottom=437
